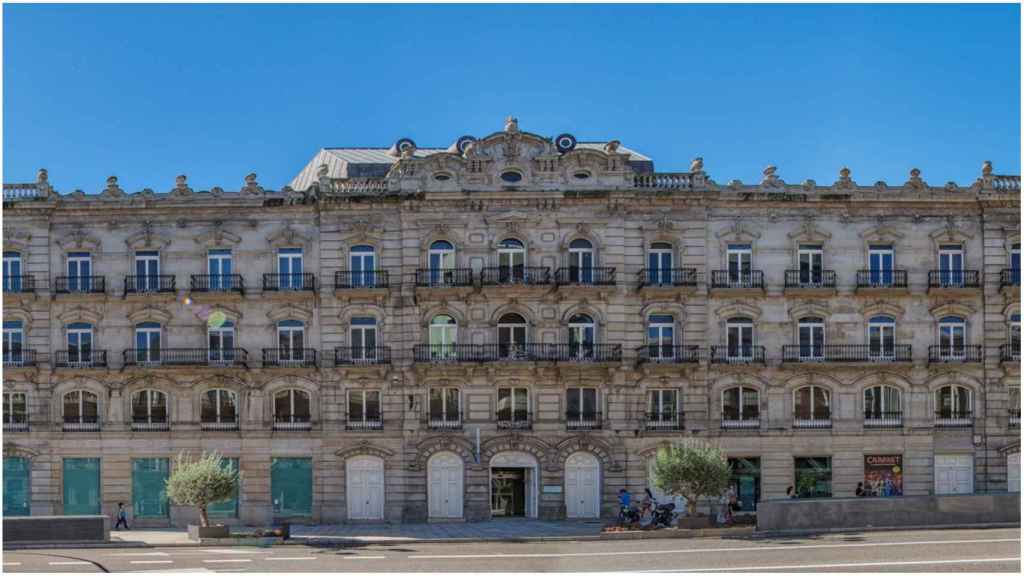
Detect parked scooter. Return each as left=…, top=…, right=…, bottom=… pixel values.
left=651, top=500, right=677, bottom=528
left=617, top=504, right=641, bottom=527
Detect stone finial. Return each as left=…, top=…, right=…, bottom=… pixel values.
left=504, top=115, right=519, bottom=133
left=905, top=167, right=925, bottom=190
left=175, top=174, right=187, bottom=189
left=37, top=168, right=48, bottom=183
left=317, top=163, right=330, bottom=178
left=107, top=175, right=118, bottom=188
left=604, top=140, right=621, bottom=153
left=761, top=164, right=782, bottom=187
left=834, top=166, right=855, bottom=190
left=102, top=175, right=125, bottom=199
left=982, top=160, right=993, bottom=176
left=245, top=172, right=257, bottom=186
left=839, top=166, right=851, bottom=179
left=690, top=157, right=704, bottom=173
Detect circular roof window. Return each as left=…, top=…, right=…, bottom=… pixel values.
left=433, top=173, right=451, bottom=182
left=500, top=171, right=523, bottom=183
left=573, top=171, right=591, bottom=180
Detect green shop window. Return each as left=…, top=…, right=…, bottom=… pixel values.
left=4, top=457, right=31, bottom=516
left=63, top=458, right=101, bottom=515
left=271, top=457, right=312, bottom=516
left=794, top=456, right=832, bottom=498
left=208, top=458, right=239, bottom=518
left=132, top=458, right=170, bottom=518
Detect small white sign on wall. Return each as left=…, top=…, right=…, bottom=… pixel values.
left=543, top=485, right=563, bottom=494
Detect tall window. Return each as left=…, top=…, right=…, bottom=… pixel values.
left=3, top=320, right=25, bottom=365
left=938, top=316, right=967, bottom=359
left=350, top=245, right=377, bottom=287
left=3, top=392, right=28, bottom=427
left=201, top=389, right=237, bottom=424
left=277, top=247, right=304, bottom=289
left=1009, top=386, right=1020, bottom=424
left=566, top=387, right=599, bottom=422
left=428, top=240, right=455, bottom=285
left=798, top=244, right=824, bottom=285
left=648, top=389, right=678, bottom=422
left=429, top=387, right=460, bottom=424
left=277, top=320, right=305, bottom=363
left=648, top=242, right=673, bottom=285
left=727, top=244, right=752, bottom=286
left=207, top=249, right=233, bottom=291
left=66, top=252, right=93, bottom=292
left=794, top=386, right=831, bottom=423
left=722, top=387, right=759, bottom=424
left=428, top=315, right=457, bottom=360
left=134, top=322, right=161, bottom=364
left=794, top=457, right=832, bottom=498
left=497, top=238, right=525, bottom=282
left=647, top=315, right=675, bottom=360
left=347, top=390, right=381, bottom=427
left=3, top=251, right=23, bottom=292
left=131, top=390, right=167, bottom=425
left=208, top=320, right=236, bottom=365
left=63, top=390, right=98, bottom=425
left=864, top=385, right=902, bottom=421
left=1009, top=314, right=1020, bottom=356
left=497, top=313, right=527, bottom=359
left=726, top=317, right=754, bottom=360
left=798, top=317, right=825, bottom=360
left=868, top=245, right=894, bottom=286
left=868, top=315, right=896, bottom=360
left=935, top=385, right=972, bottom=420
left=568, top=239, right=594, bottom=283
left=350, top=317, right=378, bottom=362
left=937, top=244, right=965, bottom=286
left=134, top=250, right=160, bottom=291
left=274, top=389, right=311, bottom=423
left=568, top=313, right=596, bottom=359
left=1011, top=243, right=1021, bottom=284
left=497, top=387, right=529, bottom=427
left=66, top=322, right=94, bottom=366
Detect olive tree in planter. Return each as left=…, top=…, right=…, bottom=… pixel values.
left=165, top=451, right=238, bottom=540
left=651, top=440, right=731, bottom=528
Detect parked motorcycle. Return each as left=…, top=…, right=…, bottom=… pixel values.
left=651, top=500, right=677, bottom=528
left=617, top=504, right=641, bottom=527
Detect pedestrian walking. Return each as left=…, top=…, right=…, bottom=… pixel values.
left=786, top=486, right=797, bottom=499
left=855, top=482, right=866, bottom=497
left=114, top=502, right=129, bottom=530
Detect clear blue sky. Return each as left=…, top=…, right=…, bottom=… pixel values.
left=3, top=3, right=1020, bottom=192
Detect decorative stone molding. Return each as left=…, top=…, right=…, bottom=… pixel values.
left=266, top=224, right=311, bottom=249
left=788, top=219, right=832, bottom=245
left=928, top=301, right=976, bottom=319
left=716, top=221, right=761, bottom=252
left=57, top=228, right=102, bottom=251
left=101, top=176, right=126, bottom=199
left=929, top=218, right=973, bottom=247
left=127, top=305, right=172, bottom=325
left=241, top=173, right=263, bottom=195
left=553, top=435, right=618, bottom=471
left=411, top=435, right=477, bottom=471
left=57, top=306, right=104, bottom=326
left=2, top=444, right=40, bottom=459
left=2, top=306, right=34, bottom=333
left=480, top=435, right=552, bottom=466
left=193, top=222, right=242, bottom=247
left=267, top=303, right=313, bottom=324
left=714, top=301, right=763, bottom=322
left=832, top=166, right=856, bottom=190
left=126, top=221, right=172, bottom=250
left=860, top=300, right=905, bottom=320
left=904, top=168, right=927, bottom=191
left=859, top=223, right=904, bottom=244
left=760, top=165, right=784, bottom=188
left=335, top=442, right=395, bottom=461
left=169, top=174, right=193, bottom=198
left=787, top=301, right=831, bottom=322
left=2, top=228, right=32, bottom=252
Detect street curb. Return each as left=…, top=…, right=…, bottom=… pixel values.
left=751, top=521, right=1022, bottom=538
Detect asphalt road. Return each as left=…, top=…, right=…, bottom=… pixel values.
left=2, top=527, right=1020, bottom=573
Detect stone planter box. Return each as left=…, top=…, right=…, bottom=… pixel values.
left=676, top=515, right=713, bottom=529
left=188, top=524, right=230, bottom=541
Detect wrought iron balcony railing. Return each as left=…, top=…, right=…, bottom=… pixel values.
left=934, top=411, right=973, bottom=427
left=709, top=345, right=767, bottom=364
left=2, top=275, right=36, bottom=294
left=784, top=270, right=837, bottom=289
left=566, top=411, right=602, bottom=431
left=123, top=348, right=248, bottom=367
left=124, top=274, right=175, bottom=294
left=863, top=411, right=903, bottom=429
left=637, top=268, right=699, bottom=288
left=546, top=343, right=622, bottom=363
left=1001, top=268, right=1021, bottom=288
left=928, top=345, right=983, bottom=363
left=480, top=266, right=552, bottom=286
left=190, top=274, right=244, bottom=293
left=721, top=417, right=760, bottom=429
left=781, top=344, right=912, bottom=363
left=636, top=344, right=702, bottom=364
left=335, top=270, right=390, bottom=289
left=487, top=343, right=551, bottom=362
left=200, top=420, right=239, bottom=431
left=928, top=270, right=981, bottom=289
left=262, top=273, right=316, bottom=292
left=63, top=416, right=100, bottom=432
left=54, top=350, right=108, bottom=369
left=55, top=276, right=106, bottom=294
left=262, top=348, right=317, bottom=368
left=273, top=415, right=312, bottom=430
left=1010, top=408, right=1020, bottom=427
left=710, top=270, right=764, bottom=290
left=645, top=411, right=683, bottom=431
left=553, top=267, right=616, bottom=286
left=3, top=417, right=29, bottom=433
left=334, top=346, right=391, bottom=366
left=427, top=412, right=463, bottom=431
left=414, top=344, right=493, bottom=363
left=346, top=413, right=384, bottom=431
left=855, top=270, right=908, bottom=289
left=415, top=268, right=473, bottom=287
left=496, top=411, right=533, bottom=430
left=1001, top=343, right=1020, bottom=363
left=2, top=349, right=37, bottom=367
left=131, top=419, right=170, bottom=432
left=793, top=415, right=833, bottom=429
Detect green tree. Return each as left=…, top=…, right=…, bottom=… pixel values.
left=165, top=451, right=238, bottom=527
left=651, top=441, right=731, bottom=517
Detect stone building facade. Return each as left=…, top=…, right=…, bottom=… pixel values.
left=2, top=118, right=1020, bottom=527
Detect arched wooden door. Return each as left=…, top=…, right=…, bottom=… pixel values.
left=346, top=456, right=384, bottom=520
left=564, top=452, right=600, bottom=518
left=428, top=451, right=464, bottom=519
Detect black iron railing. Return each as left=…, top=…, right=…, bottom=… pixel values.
left=497, top=411, right=533, bottom=430
left=710, top=270, right=764, bottom=289
left=480, top=266, right=552, bottom=286
left=55, top=276, right=106, bottom=294
left=2, top=349, right=37, bottom=367
left=636, top=344, right=702, bottom=364
left=784, top=270, right=837, bottom=289
left=3, top=415, right=29, bottom=432
left=335, top=270, right=390, bottom=289
left=124, top=275, right=175, bottom=294
left=645, top=411, right=683, bottom=431
left=131, top=418, right=169, bottom=432
left=546, top=343, right=622, bottom=363
left=273, top=414, right=312, bottom=430
left=263, top=273, right=316, bottom=292
left=566, top=411, right=602, bottom=431
left=488, top=343, right=550, bottom=362
left=553, top=267, right=616, bottom=286
left=200, top=420, right=239, bottom=431
left=934, top=411, right=973, bottom=427
left=1001, top=268, right=1021, bottom=288
left=262, top=348, right=317, bottom=368
left=415, top=268, right=474, bottom=287
left=54, top=350, right=108, bottom=368
left=721, top=416, right=760, bottom=429
left=63, top=415, right=100, bottom=432
left=638, top=268, right=699, bottom=288
left=710, top=346, right=766, bottom=364
left=863, top=411, right=903, bottom=429
left=781, top=344, right=912, bottom=363
left=414, top=344, right=492, bottom=363
left=928, top=270, right=980, bottom=289
left=346, top=414, right=384, bottom=431
left=855, top=270, right=908, bottom=289
left=793, top=415, right=832, bottom=429
left=190, top=274, right=245, bottom=293
left=928, top=345, right=983, bottom=363
left=335, top=346, right=391, bottom=365
left=1001, top=343, right=1020, bottom=362
left=427, top=412, right=463, bottom=431
left=1010, top=409, right=1020, bottom=427
left=122, top=348, right=248, bottom=367
left=2, top=275, right=35, bottom=293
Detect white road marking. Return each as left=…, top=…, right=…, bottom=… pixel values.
left=407, top=537, right=1021, bottom=559
left=108, top=552, right=171, bottom=557
left=640, top=556, right=1022, bottom=572
left=344, top=555, right=388, bottom=560
left=3, top=562, right=22, bottom=566
left=267, top=557, right=316, bottom=561
left=202, top=559, right=252, bottom=564
left=203, top=549, right=271, bottom=554
left=49, top=561, right=93, bottom=565
left=129, top=560, right=174, bottom=565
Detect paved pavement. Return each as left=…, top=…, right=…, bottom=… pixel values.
left=4, top=526, right=1020, bottom=572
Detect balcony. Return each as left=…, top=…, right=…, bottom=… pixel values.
left=1000, top=269, right=1020, bottom=290
left=262, top=273, right=316, bottom=292
left=55, top=276, right=106, bottom=295
left=793, top=415, right=833, bottom=429
left=63, top=417, right=100, bottom=432
left=636, top=344, right=702, bottom=365
left=3, top=349, right=38, bottom=368
left=428, top=413, right=463, bottom=431
left=783, top=270, right=837, bottom=296
left=3, top=417, right=29, bottom=433
left=634, top=172, right=692, bottom=190
left=935, top=411, right=973, bottom=428
left=928, top=345, right=983, bottom=364
left=346, top=414, right=384, bottom=431
left=497, top=411, right=533, bottom=431
left=709, top=346, right=767, bottom=365
left=200, top=420, right=238, bottom=431
left=721, top=417, right=760, bottom=430
left=480, top=266, right=552, bottom=287
left=637, top=268, right=699, bottom=289
left=781, top=344, right=912, bottom=364
left=190, top=274, right=245, bottom=294
left=487, top=343, right=551, bottom=362
left=546, top=343, right=622, bottom=363
left=566, top=411, right=602, bottom=431
left=554, top=267, right=616, bottom=287
left=864, top=411, right=903, bottom=430
left=709, top=271, right=764, bottom=294
left=1010, top=409, right=1020, bottom=428
left=262, top=348, right=318, bottom=368
left=131, top=419, right=169, bottom=432
left=334, top=270, right=390, bottom=290
left=124, top=275, right=175, bottom=295
left=2, top=275, right=36, bottom=294
left=1000, top=343, right=1020, bottom=364
left=54, top=350, right=108, bottom=369
left=334, top=346, right=391, bottom=366
left=415, top=268, right=473, bottom=288
left=645, top=411, right=683, bottom=431
left=927, top=270, right=980, bottom=293
left=855, top=270, right=909, bottom=293
left=273, top=415, right=312, bottom=431
left=414, top=344, right=492, bottom=363
left=122, top=348, right=248, bottom=368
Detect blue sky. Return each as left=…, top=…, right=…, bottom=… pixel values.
left=3, top=3, right=1020, bottom=192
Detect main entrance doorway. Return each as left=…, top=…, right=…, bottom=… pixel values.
left=489, top=451, right=539, bottom=518
left=728, top=457, right=761, bottom=512
left=565, top=452, right=601, bottom=519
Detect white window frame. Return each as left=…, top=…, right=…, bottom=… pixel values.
left=66, top=323, right=94, bottom=367
left=726, top=318, right=754, bottom=360
left=497, top=387, right=530, bottom=425
left=3, top=251, right=23, bottom=292
left=3, top=321, right=25, bottom=365
left=277, top=321, right=305, bottom=364
left=937, top=244, right=965, bottom=286
left=647, top=315, right=676, bottom=360
left=797, top=318, right=825, bottom=360
left=793, top=385, right=831, bottom=424
left=135, top=323, right=162, bottom=365
left=134, top=250, right=161, bottom=292
left=349, top=245, right=377, bottom=287
left=647, top=389, right=679, bottom=423
left=797, top=244, right=824, bottom=286
left=935, top=385, right=973, bottom=425
left=868, top=316, right=897, bottom=360
left=202, top=388, right=237, bottom=424
left=726, top=243, right=753, bottom=286
left=428, top=315, right=457, bottom=360
left=863, top=385, right=902, bottom=425
left=208, top=321, right=236, bottom=365
left=568, top=314, right=596, bottom=359
left=497, top=314, right=528, bottom=359
left=566, top=387, right=600, bottom=424
left=349, top=317, right=378, bottom=362
left=721, top=386, right=759, bottom=427
left=276, top=247, right=304, bottom=289
left=867, top=245, right=895, bottom=286
left=428, top=387, right=461, bottom=424
left=274, top=388, right=311, bottom=423
left=132, top=389, right=167, bottom=424
left=63, top=390, right=98, bottom=425
left=648, top=243, right=674, bottom=285
left=938, top=317, right=967, bottom=359
left=66, top=251, right=93, bottom=292
left=3, top=391, right=28, bottom=427
left=347, top=389, right=382, bottom=425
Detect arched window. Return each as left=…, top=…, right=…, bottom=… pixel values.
left=864, top=385, right=902, bottom=425
left=648, top=242, right=674, bottom=285
left=208, top=320, right=236, bottom=365
left=646, top=315, right=676, bottom=361
left=798, top=317, right=825, bottom=360
left=428, top=315, right=457, bottom=360
left=568, top=314, right=595, bottom=359
left=277, top=320, right=305, bottom=364
left=1008, top=314, right=1020, bottom=361
left=868, top=315, right=896, bottom=360
left=497, top=313, right=528, bottom=359
left=568, top=239, right=594, bottom=283
left=937, top=316, right=967, bottom=359
left=566, top=387, right=599, bottom=429
left=722, top=387, right=759, bottom=427
left=726, top=317, right=754, bottom=360
left=935, top=385, right=973, bottom=425
left=427, top=241, right=456, bottom=286
left=201, top=389, right=237, bottom=427
left=350, top=245, right=377, bottom=287
left=3, top=320, right=25, bottom=366
left=66, top=322, right=94, bottom=367
left=274, top=389, right=311, bottom=425
left=794, top=385, right=831, bottom=425
left=134, top=322, right=161, bottom=364
left=497, top=239, right=525, bottom=282
left=132, top=389, right=168, bottom=426
left=3, top=391, right=28, bottom=429
left=63, top=390, right=99, bottom=428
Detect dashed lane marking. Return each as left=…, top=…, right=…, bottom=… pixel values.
left=202, top=559, right=252, bottom=564
left=638, top=556, right=1022, bottom=572
left=129, top=560, right=174, bottom=565
left=266, top=557, right=316, bottom=561
left=48, top=561, right=93, bottom=566
left=3, top=562, right=22, bottom=566
left=343, top=555, right=388, bottom=560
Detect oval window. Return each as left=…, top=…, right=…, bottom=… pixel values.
left=500, top=171, right=523, bottom=183
left=433, top=173, right=451, bottom=182
left=573, top=171, right=590, bottom=180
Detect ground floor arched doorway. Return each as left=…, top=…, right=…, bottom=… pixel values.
left=489, top=451, right=539, bottom=518
left=427, top=451, right=464, bottom=519
left=565, top=451, right=601, bottom=518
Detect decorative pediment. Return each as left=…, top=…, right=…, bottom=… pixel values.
left=267, top=303, right=313, bottom=324
left=716, top=221, right=761, bottom=246
left=929, top=218, right=973, bottom=245
left=57, top=228, right=102, bottom=251
left=860, top=300, right=905, bottom=320
left=714, top=300, right=763, bottom=321
left=787, top=301, right=831, bottom=322
left=2, top=228, right=31, bottom=252
left=2, top=306, right=34, bottom=330
left=57, top=306, right=104, bottom=326
left=203, top=304, right=243, bottom=323
left=193, top=222, right=242, bottom=247
left=929, top=301, right=976, bottom=320
left=127, top=305, right=172, bottom=325
left=859, top=223, right=904, bottom=244
left=340, top=220, right=383, bottom=245
left=126, top=222, right=172, bottom=250
left=266, top=225, right=311, bottom=248
left=788, top=219, right=832, bottom=245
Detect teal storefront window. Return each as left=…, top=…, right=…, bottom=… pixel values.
left=132, top=458, right=170, bottom=518
left=208, top=458, right=239, bottom=517
left=3, top=457, right=31, bottom=516
left=271, top=457, right=312, bottom=516
left=63, top=458, right=101, bottom=515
